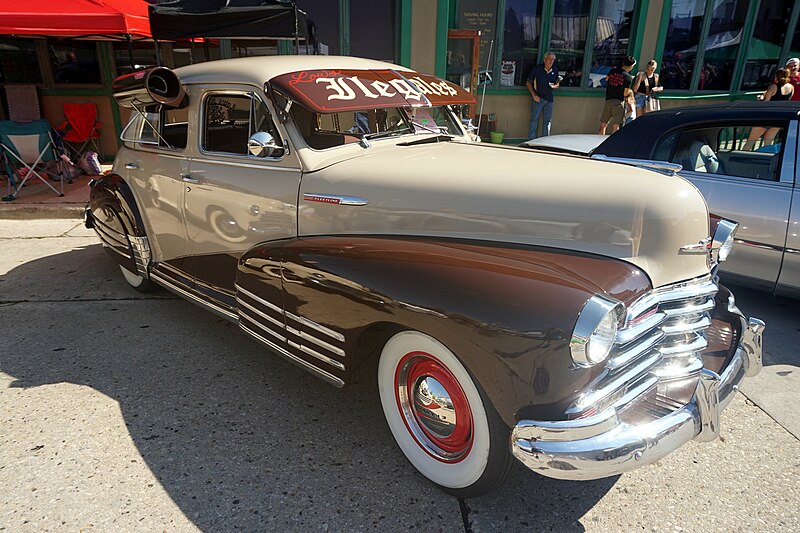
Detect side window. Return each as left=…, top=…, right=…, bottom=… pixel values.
left=252, top=98, right=282, bottom=144
left=203, top=94, right=252, bottom=154
left=669, top=127, right=724, bottom=175
left=653, top=131, right=679, bottom=162
left=125, top=105, right=187, bottom=150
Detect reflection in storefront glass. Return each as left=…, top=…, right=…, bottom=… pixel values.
left=351, top=0, right=396, bottom=61
left=698, top=0, right=746, bottom=91
left=549, top=0, right=591, bottom=87
left=296, top=0, right=340, bottom=55
left=661, top=0, right=706, bottom=90
left=739, top=1, right=792, bottom=92
left=49, top=40, right=101, bottom=85
left=589, top=0, right=636, bottom=89
left=502, top=0, right=543, bottom=86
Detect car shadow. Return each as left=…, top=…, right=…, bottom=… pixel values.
left=0, top=244, right=616, bottom=531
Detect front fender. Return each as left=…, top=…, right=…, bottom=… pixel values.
left=238, top=236, right=651, bottom=426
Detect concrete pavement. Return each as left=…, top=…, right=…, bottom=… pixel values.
left=0, top=218, right=798, bottom=532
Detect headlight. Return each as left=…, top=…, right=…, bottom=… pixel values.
left=712, top=219, right=738, bottom=263
left=570, top=295, right=624, bottom=367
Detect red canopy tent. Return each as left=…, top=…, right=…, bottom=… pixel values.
left=0, top=0, right=151, bottom=38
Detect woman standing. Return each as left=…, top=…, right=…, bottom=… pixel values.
left=632, top=60, right=664, bottom=117
left=758, top=68, right=794, bottom=101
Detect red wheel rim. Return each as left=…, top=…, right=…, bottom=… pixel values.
left=394, top=351, right=474, bottom=463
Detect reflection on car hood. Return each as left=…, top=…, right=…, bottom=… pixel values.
left=298, top=142, right=710, bottom=288
left=521, top=134, right=608, bottom=155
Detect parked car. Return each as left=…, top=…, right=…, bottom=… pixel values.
left=522, top=102, right=800, bottom=297
left=86, top=57, right=764, bottom=497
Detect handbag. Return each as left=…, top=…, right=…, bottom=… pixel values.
left=646, top=96, right=661, bottom=112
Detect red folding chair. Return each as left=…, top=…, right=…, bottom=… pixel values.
left=57, top=103, right=103, bottom=160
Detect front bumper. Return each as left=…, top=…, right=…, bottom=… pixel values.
left=511, top=317, right=765, bottom=480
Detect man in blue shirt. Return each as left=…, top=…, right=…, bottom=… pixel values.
left=526, top=52, right=560, bottom=139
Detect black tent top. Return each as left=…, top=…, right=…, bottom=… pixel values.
left=148, top=0, right=308, bottom=41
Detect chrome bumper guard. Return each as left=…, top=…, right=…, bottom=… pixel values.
left=511, top=317, right=765, bottom=480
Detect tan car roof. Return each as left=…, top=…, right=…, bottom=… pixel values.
left=174, top=55, right=414, bottom=87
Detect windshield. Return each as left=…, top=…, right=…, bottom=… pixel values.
left=290, top=104, right=463, bottom=150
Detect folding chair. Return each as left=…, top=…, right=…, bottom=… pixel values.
left=0, top=120, right=65, bottom=201
left=56, top=103, right=103, bottom=160
left=3, top=84, right=41, bottom=122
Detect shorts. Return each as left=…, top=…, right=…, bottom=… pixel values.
left=635, top=93, right=648, bottom=108
left=601, top=99, right=625, bottom=125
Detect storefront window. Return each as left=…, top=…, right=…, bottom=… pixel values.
left=172, top=41, right=222, bottom=67
left=297, top=0, right=340, bottom=55
left=113, top=42, right=159, bottom=75
left=0, top=38, right=42, bottom=84
left=698, top=0, right=746, bottom=91
left=48, top=40, right=101, bottom=84
left=661, top=0, right=706, bottom=90
left=351, top=0, right=396, bottom=61
left=231, top=39, right=278, bottom=57
left=590, top=0, right=636, bottom=89
left=785, top=9, right=800, bottom=70
left=740, top=0, right=793, bottom=92
left=549, top=0, right=591, bottom=87
left=502, top=0, right=543, bottom=86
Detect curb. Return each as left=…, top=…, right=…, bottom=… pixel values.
left=0, top=204, right=85, bottom=220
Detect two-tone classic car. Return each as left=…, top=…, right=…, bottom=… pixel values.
left=86, top=56, right=765, bottom=497
left=524, top=102, right=800, bottom=298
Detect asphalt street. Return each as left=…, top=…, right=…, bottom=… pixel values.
left=1, top=218, right=798, bottom=532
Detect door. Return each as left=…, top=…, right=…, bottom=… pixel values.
left=657, top=122, right=794, bottom=291
left=184, top=86, right=302, bottom=307
left=119, top=103, right=193, bottom=288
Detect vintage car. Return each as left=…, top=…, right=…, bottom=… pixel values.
left=523, top=102, right=800, bottom=298
left=85, top=56, right=764, bottom=497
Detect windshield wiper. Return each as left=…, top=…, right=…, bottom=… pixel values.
left=397, top=135, right=455, bottom=146
left=411, top=121, right=443, bottom=134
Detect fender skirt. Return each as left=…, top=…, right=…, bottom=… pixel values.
left=237, top=236, right=652, bottom=426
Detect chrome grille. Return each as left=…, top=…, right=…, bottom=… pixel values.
left=567, top=275, right=718, bottom=418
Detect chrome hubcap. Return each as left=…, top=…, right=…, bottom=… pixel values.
left=395, top=351, right=473, bottom=462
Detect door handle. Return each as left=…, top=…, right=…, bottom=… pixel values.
left=125, top=163, right=139, bottom=170
left=182, top=175, right=200, bottom=184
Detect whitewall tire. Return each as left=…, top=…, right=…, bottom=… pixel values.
left=120, top=264, right=153, bottom=293
left=378, top=330, right=514, bottom=496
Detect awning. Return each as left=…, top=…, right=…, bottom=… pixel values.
left=270, top=69, right=476, bottom=113
left=148, top=0, right=308, bottom=41
left=0, top=0, right=151, bottom=38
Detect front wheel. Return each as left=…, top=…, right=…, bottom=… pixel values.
left=120, top=264, right=154, bottom=293
left=377, top=330, right=514, bottom=497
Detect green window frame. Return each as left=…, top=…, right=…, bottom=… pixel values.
left=446, top=0, right=648, bottom=95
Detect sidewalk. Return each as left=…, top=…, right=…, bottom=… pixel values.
left=0, top=166, right=110, bottom=220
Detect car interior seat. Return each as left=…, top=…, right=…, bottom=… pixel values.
left=680, top=139, right=721, bottom=173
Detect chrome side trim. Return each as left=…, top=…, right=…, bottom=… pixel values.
left=734, top=238, right=785, bottom=253
left=238, top=298, right=284, bottom=329
left=302, top=193, right=369, bottom=206
left=287, top=339, right=346, bottom=371
left=191, top=157, right=299, bottom=172
left=286, top=324, right=346, bottom=357
left=607, top=330, right=664, bottom=371
left=591, top=154, right=683, bottom=175
left=285, top=310, right=346, bottom=342
left=236, top=284, right=283, bottom=314
left=129, top=235, right=151, bottom=278
left=240, top=324, right=345, bottom=388
left=240, top=312, right=286, bottom=342
left=150, top=270, right=238, bottom=322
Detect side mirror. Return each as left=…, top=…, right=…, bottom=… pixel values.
left=247, top=131, right=283, bottom=158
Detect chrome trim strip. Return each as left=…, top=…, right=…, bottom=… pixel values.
left=662, top=299, right=715, bottom=317
left=191, top=158, right=299, bottom=172
left=240, top=312, right=286, bottom=342
left=616, top=311, right=667, bottom=345
left=626, top=277, right=716, bottom=322
left=286, top=325, right=346, bottom=358
left=651, top=356, right=704, bottom=379
left=235, top=284, right=283, bottom=314
left=288, top=339, right=346, bottom=371
left=150, top=271, right=238, bottom=322
left=661, top=315, right=711, bottom=335
left=568, top=353, right=661, bottom=414
left=591, top=154, right=683, bottom=175
left=734, top=238, right=785, bottom=253
left=302, top=193, right=369, bottom=207
left=238, top=299, right=284, bottom=330
left=93, top=223, right=129, bottom=248
left=607, top=330, right=664, bottom=371
left=285, top=310, right=346, bottom=342
left=157, top=262, right=190, bottom=278
left=680, top=237, right=711, bottom=254
left=610, top=374, right=659, bottom=410
left=658, top=335, right=708, bottom=357
left=240, top=324, right=345, bottom=388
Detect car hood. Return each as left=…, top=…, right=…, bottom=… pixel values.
left=298, top=142, right=710, bottom=288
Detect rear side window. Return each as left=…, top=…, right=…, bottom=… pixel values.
left=659, top=125, right=784, bottom=181
left=122, top=105, right=188, bottom=150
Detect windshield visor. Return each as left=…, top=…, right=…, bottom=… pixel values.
left=270, top=69, right=476, bottom=113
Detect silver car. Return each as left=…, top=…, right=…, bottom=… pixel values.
left=523, top=103, right=800, bottom=298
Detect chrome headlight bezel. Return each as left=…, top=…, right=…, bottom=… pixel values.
left=570, top=295, right=625, bottom=368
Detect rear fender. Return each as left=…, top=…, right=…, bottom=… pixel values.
left=88, top=173, right=149, bottom=275
left=237, top=236, right=651, bottom=426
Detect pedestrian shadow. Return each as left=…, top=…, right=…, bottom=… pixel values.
left=0, top=244, right=616, bottom=531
